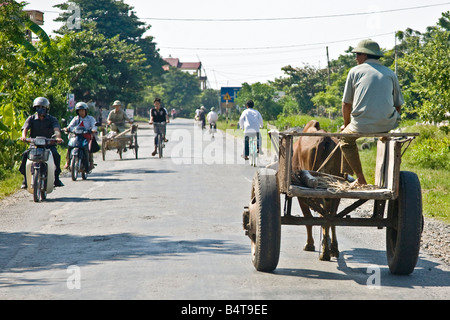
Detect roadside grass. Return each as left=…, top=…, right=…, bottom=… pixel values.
left=0, top=170, right=22, bottom=199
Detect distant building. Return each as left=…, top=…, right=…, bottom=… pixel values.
left=163, top=56, right=207, bottom=90
left=23, top=10, right=44, bottom=42
left=24, top=10, right=44, bottom=25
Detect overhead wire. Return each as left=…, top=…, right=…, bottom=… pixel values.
left=159, top=32, right=395, bottom=51
left=140, top=2, right=450, bottom=22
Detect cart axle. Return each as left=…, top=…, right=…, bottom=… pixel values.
left=281, top=215, right=391, bottom=228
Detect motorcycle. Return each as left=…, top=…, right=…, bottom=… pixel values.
left=67, top=125, right=92, bottom=181
left=25, top=136, right=58, bottom=202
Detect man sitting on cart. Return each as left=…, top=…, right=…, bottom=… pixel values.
left=341, top=39, right=404, bottom=185
left=107, top=100, right=132, bottom=133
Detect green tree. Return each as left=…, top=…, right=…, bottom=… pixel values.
left=201, top=89, right=219, bottom=110
left=397, top=14, right=450, bottom=123
left=160, top=68, right=202, bottom=115
left=311, top=55, right=353, bottom=119
left=235, top=82, right=282, bottom=120
left=0, top=2, right=64, bottom=170
left=55, top=0, right=164, bottom=81
left=272, top=65, right=327, bottom=114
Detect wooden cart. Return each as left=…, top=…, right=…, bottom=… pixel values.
left=100, top=124, right=139, bottom=160
left=242, top=130, right=423, bottom=275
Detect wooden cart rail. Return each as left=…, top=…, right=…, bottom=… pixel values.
left=279, top=131, right=420, bottom=138
left=277, top=131, right=418, bottom=201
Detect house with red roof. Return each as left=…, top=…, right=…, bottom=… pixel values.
left=163, top=56, right=207, bottom=90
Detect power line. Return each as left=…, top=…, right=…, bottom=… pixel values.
left=160, top=32, right=394, bottom=51
left=141, top=2, right=450, bottom=22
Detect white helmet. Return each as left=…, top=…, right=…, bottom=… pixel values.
left=33, top=97, right=50, bottom=108
left=33, top=97, right=50, bottom=115
left=75, top=102, right=89, bottom=115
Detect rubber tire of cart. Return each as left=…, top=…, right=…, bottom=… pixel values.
left=249, top=168, right=281, bottom=272
left=386, top=171, right=423, bottom=275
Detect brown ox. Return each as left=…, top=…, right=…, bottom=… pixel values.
left=292, top=120, right=348, bottom=261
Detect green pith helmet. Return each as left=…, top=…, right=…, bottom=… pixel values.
left=352, top=39, right=384, bottom=57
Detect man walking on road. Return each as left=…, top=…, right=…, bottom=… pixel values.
left=341, top=39, right=404, bottom=185
left=238, top=100, right=263, bottom=160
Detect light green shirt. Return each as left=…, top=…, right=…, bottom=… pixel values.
left=107, top=109, right=130, bottom=126
left=342, top=59, right=404, bottom=133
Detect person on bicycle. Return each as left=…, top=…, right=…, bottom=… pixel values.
left=107, top=100, right=132, bottom=133
left=238, top=100, right=263, bottom=160
left=149, top=98, right=169, bottom=156
left=19, top=97, right=64, bottom=188
left=63, top=102, right=98, bottom=171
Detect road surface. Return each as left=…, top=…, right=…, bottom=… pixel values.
left=0, top=118, right=448, bottom=301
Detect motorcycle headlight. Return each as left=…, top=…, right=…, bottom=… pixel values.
left=34, top=137, right=46, bottom=146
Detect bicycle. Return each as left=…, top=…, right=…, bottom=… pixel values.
left=153, top=122, right=166, bottom=158
left=249, top=135, right=258, bottom=167
left=209, top=122, right=216, bottom=140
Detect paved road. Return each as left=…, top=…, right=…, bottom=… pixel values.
left=0, top=118, right=448, bottom=300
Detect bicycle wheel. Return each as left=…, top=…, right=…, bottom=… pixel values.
left=249, top=137, right=258, bottom=167
left=158, top=134, right=163, bottom=158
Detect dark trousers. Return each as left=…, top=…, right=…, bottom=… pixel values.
left=19, top=146, right=61, bottom=180
left=244, top=132, right=260, bottom=157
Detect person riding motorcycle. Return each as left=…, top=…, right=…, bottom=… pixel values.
left=107, top=100, right=132, bottom=133
left=64, top=102, right=98, bottom=171
left=195, top=106, right=206, bottom=129
left=19, top=97, right=64, bottom=188
left=207, top=107, right=219, bottom=131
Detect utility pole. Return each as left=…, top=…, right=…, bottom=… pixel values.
left=326, top=46, right=331, bottom=86
left=394, top=32, right=398, bottom=75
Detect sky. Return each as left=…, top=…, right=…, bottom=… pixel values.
left=24, top=0, right=450, bottom=90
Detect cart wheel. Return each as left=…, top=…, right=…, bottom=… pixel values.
left=101, top=138, right=106, bottom=161
left=386, top=171, right=423, bottom=275
left=118, top=148, right=123, bottom=160
left=247, top=168, right=281, bottom=272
